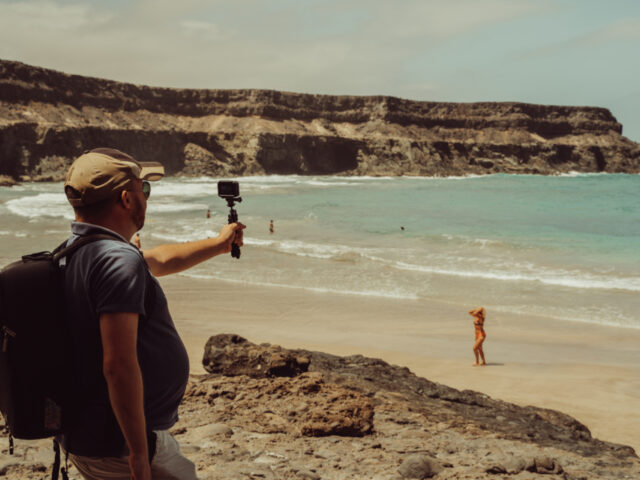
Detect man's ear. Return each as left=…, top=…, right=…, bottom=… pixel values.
left=119, top=190, right=131, bottom=208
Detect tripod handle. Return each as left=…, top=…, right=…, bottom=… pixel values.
left=227, top=209, right=241, bottom=259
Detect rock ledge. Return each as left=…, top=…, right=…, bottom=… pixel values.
left=1, top=59, right=639, bottom=181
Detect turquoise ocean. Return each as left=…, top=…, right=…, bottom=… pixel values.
left=1, top=173, right=638, bottom=329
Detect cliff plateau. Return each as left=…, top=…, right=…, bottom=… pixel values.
left=1, top=59, right=639, bottom=181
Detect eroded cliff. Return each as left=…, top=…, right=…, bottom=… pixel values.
left=1, top=59, right=639, bottom=180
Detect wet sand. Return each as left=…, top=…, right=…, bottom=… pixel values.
left=159, top=274, right=640, bottom=454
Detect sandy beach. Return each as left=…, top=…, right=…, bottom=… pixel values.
left=159, top=274, right=640, bottom=455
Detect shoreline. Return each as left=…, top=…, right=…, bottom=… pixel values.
left=3, top=171, right=639, bottom=186
left=160, top=274, right=640, bottom=454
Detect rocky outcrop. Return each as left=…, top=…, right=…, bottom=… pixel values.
left=1, top=59, right=639, bottom=181
left=202, top=335, right=634, bottom=458
left=0, top=175, right=16, bottom=186
left=202, top=333, right=311, bottom=378
left=2, top=335, right=639, bottom=479
left=193, top=335, right=638, bottom=479
left=189, top=372, right=375, bottom=438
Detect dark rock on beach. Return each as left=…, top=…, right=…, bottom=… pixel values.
left=187, top=335, right=639, bottom=479
left=2, top=335, right=639, bottom=479
left=202, top=333, right=311, bottom=378
left=0, top=175, right=16, bottom=186
left=1, top=58, right=639, bottom=182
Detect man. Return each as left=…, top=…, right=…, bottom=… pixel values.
left=60, top=148, right=244, bottom=480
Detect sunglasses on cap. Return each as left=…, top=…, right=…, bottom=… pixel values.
left=126, top=180, right=151, bottom=199
left=142, top=180, right=151, bottom=199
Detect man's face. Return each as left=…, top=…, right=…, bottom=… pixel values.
left=127, top=179, right=147, bottom=231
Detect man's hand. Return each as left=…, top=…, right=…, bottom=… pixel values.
left=218, top=222, right=246, bottom=254
left=129, top=452, right=152, bottom=480
left=143, top=222, right=247, bottom=276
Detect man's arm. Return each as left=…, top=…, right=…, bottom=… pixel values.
left=142, top=222, right=245, bottom=277
left=100, top=312, right=151, bottom=480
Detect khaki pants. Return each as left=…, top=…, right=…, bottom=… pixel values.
left=68, top=430, right=198, bottom=480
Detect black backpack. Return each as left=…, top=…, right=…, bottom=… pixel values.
left=0, top=234, right=122, bottom=442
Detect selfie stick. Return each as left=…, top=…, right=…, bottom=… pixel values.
left=225, top=197, right=242, bottom=259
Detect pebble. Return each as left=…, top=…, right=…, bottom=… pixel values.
left=398, top=454, right=443, bottom=479
left=191, top=423, right=234, bottom=440
left=296, top=470, right=321, bottom=480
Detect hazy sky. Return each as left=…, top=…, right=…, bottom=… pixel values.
left=1, top=0, right=639, bottom=141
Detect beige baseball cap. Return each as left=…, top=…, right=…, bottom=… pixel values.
left=64, top=148, right=164, bottom=207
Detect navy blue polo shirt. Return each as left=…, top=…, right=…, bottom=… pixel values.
left=60, top=222, right=189, bottom=456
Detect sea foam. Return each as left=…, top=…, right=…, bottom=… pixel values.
left=388, top=259, right=640, bottom=292
left=180, top=272, right=419, bottom=300
left=6, top=193, right=73, bottom=219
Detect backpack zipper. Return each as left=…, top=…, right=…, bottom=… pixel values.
left=2, top=326, right=16, bottom=352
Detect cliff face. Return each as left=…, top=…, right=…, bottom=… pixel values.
left=1, top=59, right=639, bottom=180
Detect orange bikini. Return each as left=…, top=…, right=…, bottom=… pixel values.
left=474, top=319, right=486, bottom=339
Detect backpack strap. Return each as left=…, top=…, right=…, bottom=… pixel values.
left=52, top=438, right=60, bottom=480
left=52, top=232, right=156, bottom=317
left=52, top=232, right=155, bottom=459
left=52, top=233, right=126, bottom=264
left=52, top=438, right=70, bottom=480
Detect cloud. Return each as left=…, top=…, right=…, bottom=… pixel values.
left=514, top=17, right=640, bottom=62
left=180, top=20, right=223, bottom=41
left=0, top=0, right=110, bottom=31
left=2, top=0, right=638, bottom=140
left=356, top=0, right=544, bottom=40
left=0, top=0, right=553, bottom=96
left=578, top=17, right=640, bottom=43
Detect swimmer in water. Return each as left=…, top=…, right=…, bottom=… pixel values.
left=469, top=307, right=486, bottom=366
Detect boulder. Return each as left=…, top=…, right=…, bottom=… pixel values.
left=0, top=175, right=17, bottom=186
left=202, top=334, right=309, bottom=378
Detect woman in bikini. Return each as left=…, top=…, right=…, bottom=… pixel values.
left=469, top=307, right=486, bottom=366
